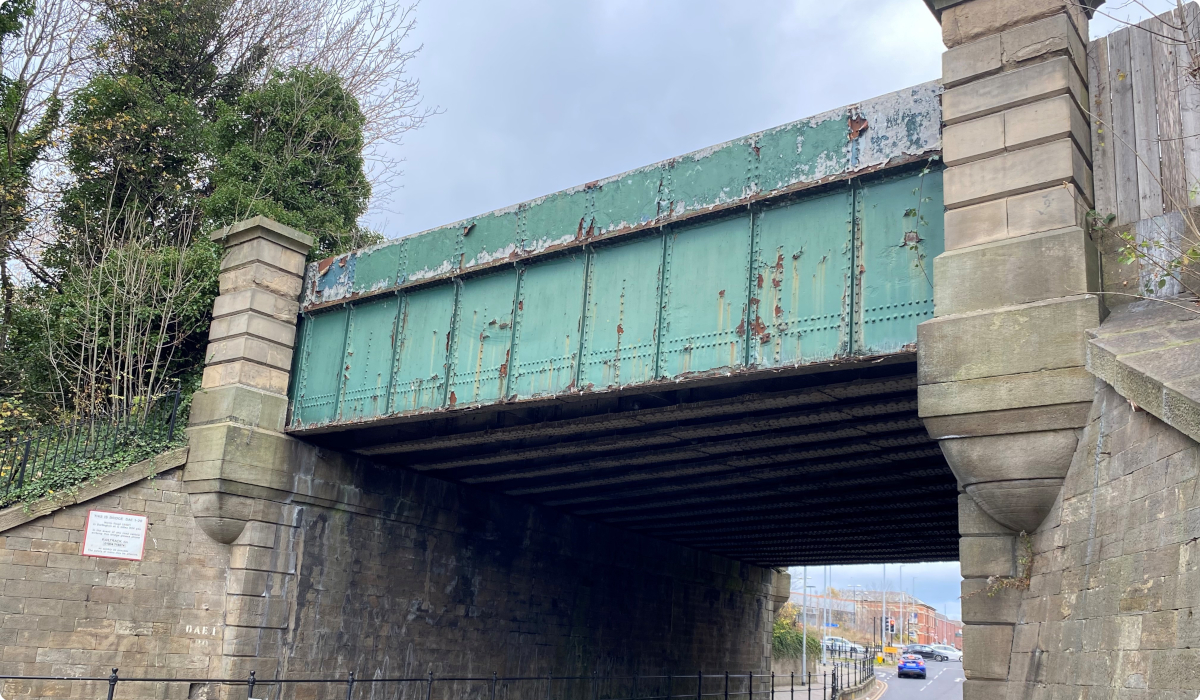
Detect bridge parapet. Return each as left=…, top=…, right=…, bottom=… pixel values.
left=289, top=88, right=946, bottom=433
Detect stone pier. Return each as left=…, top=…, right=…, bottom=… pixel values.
left=918, top=0, right=1104, bottom=697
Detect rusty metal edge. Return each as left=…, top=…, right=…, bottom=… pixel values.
left=286, top=351, right=917, bottom=436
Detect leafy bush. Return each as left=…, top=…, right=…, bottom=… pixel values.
left=772, top=614, right=822, bottom=660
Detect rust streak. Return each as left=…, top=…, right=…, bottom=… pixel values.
left=849, top=115, right=869, bottom=140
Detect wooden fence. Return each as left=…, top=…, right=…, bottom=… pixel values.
left=1088, top=3, right=1200, bottom=227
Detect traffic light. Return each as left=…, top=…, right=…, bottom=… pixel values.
left=886, top=618, right=896, bottom=633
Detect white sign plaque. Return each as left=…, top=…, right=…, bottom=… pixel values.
left=82, top=510, right=147, bottom=560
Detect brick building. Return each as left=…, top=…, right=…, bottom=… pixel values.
left=847, top=591, right=962, bottom=649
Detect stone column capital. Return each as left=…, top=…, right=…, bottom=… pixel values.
left=210, top=215, right=314, bottom=255
left=923, top=0, right=1104, bottom=19
left=923, top=0, right=1104, bottom=48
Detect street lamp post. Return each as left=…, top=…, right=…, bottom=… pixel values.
left=911, top=576, right=918, bottom=644
left=801, top=568, right=811, bottom=684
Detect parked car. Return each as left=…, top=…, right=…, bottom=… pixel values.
left=823, top=636, right=866, bottom=655
left=897, top=654, right=927, bottom=679
left=901, top=644, right=949, bottom=661
left=931, top=644, right=963, bottom=662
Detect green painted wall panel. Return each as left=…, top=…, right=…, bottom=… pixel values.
left=509, top=255, right=588, bottom=399
left=590, top=171, right=662, bottom=235
left=659, top=215, right=752, bottom=379
left=750, top=189, right=853, bottom=368
left=462, top=211, right=520, bottom=269
left=579, top=236, right=663, bottom=390
left=291, top=166, right=945, bottom=429
left=758, top=119, right=852, bottom=191
left=390, top=283, right=456, bottom=414
left=856, top=169, right=943, bottom=355
left=351, top=243, right=404, bottom=295
left=448, top=270, right=518, bottom=406
left=522, top=189, right=589, bottom=252
left=667, top=145, right=754, bottom=216
left=404, top=226, right=460, bottom=283
left=339, top=296, right=400, bottom=421
left=293, top=307, right=349, bottom=427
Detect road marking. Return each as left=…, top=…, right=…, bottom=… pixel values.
left=867, top=678, right=888, bottom=700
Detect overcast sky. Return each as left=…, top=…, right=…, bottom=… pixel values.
left=364, top=0, right=1169, bottom=623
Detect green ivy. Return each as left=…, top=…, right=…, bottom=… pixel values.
left=772, top=615, right=823, bottom=660
left=0, top=414, right=188, bottom=511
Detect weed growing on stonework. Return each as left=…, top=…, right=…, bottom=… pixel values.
left=985, top=531, right=1034, bottom=596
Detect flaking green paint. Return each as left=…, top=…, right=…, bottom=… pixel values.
left=302, top=82, right=942, bottom=308
left=289, top=81, right=945, bottom=430
left=290, top=167, right=942, bottom=430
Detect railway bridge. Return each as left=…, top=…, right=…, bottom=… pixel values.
left=283, top=83, right=954, bottom=568
left=7, top=1, right=1200, bottom=699
left=186, top=78, right=960, bottom=683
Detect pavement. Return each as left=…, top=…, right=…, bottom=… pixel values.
left=873, top=661, right=964, bottom=700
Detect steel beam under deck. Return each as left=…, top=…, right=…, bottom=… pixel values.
left=300, top=359, right=958, bottom=567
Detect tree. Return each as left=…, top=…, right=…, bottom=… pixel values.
left=207, top=67, right=375, bottom=258
left=3, top=0, right=431, bottom=419
left=53, top=73, right=206, bottom=254
left=0, top=0, right=61, bottom=348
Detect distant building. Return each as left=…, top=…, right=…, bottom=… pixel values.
left=788, top=589, right=962, bottom=649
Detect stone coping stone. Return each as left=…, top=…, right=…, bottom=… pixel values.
left=0, top=447, right=188, bottom=533
left=1087, top=297, right=1200, bottom=443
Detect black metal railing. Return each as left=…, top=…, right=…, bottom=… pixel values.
left=0, top=390, right=183, bottom=504
left=825, top=649, right=876, bottom=697
left=0, top=665, right=882, bottom=700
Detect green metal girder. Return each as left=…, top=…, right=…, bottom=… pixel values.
left=302, top=82, right=943, bottom=309
left=289, top=168, right=944, bottom=430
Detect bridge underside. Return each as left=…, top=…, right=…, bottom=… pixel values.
left=298, top=358, right=958, bottom=567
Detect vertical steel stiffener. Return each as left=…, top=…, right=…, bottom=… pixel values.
left=290, top=169, right=943, bottom=429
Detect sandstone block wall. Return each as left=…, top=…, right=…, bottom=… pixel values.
left=0, top=446, right=777, bottom=700
left=0, top=466, right=231, bottom=699
left=991, top=380, right=1200, bottom=698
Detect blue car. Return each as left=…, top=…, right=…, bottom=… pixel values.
left=898, top=654, right=927, bottom=679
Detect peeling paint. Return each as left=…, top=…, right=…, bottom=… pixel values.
left=300, top=81, right=942, bottom=311
left=289, top=89, right=945, bottom=431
